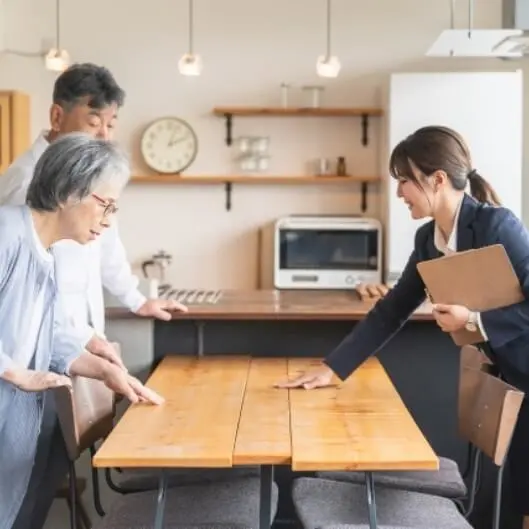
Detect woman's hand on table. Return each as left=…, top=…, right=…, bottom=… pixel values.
left=2, top=368, right=71, bottom=391
left=275, top=364, right=334, bottom=389
left=102, top=364, right=165, bottom=405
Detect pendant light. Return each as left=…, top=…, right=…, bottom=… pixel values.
left=45, top=0, right=69, bottom=72
left=178, top=0, right=202, bottom=76
left=316, top=0, right=341, bottom=78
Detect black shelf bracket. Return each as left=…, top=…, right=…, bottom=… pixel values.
left=361, top=181, right=368, bottom=212
left=224, top=181, right=233, bottom=211
left=361, top=114, right=370, bottom=146
left=223, top=113, right=233, bottom=146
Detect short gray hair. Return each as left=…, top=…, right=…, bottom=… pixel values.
left=26, top=132, right=130, bottom=212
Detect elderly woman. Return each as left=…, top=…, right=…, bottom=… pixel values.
left=0, top=132, right=163, bottom=528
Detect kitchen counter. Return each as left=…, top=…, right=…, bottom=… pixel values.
left=105, top=289, right=435, bottom=321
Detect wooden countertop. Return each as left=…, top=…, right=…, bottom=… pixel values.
left=93, top=356, right=439, bottom=471
left=105, top=289, right=434, bottom=321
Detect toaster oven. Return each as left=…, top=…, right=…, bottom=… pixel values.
left=259, top=215, right=383, bottom=290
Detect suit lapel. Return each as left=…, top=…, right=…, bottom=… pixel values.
left=456, top=194, right=480, bottom=251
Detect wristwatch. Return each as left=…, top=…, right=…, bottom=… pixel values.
left=465, top=311, right=478, bottom=332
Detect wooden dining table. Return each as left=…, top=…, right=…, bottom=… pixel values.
left=93, top=355, right=439, bottom=529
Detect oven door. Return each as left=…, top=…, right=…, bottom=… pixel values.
left=275, top=225, right=381, bottom=289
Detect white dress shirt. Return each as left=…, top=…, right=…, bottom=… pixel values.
left=433, top=196, right=488, bottom=339
left=0, top=132, right=147, bottom=346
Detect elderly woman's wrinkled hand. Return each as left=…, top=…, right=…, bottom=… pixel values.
left=86, top=335, right=127, bottom=371
left=102, top=363, right=164, bottom=405
left=4, top=368, right=72, bottom=392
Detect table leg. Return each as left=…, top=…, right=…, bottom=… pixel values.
left=195, top=321, right=205, bottom=356
left=154, top=470, right=168, bottom=529
left=365, top=471, right=377, bottom=529
left=259, top=465, right=274, bottom=529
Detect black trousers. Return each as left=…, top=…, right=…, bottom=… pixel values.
left=12, top=394, right=69, bottom=529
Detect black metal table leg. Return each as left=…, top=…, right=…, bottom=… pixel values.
left=365, top=471, right=377, bottom=529
left=154, top=470, right=168, bottom=529
left=260, top=465, right=274, bottom=529
left=195, top=321, right=205, bottom=356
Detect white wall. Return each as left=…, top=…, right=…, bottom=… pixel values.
left=1, top=0, right=525, bottom=289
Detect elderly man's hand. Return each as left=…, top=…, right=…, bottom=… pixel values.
left=86, top=335, right=127, bottom=371
left=3, top=368, right=72, bottom=392
left=135, top=299, right=188, bottom=321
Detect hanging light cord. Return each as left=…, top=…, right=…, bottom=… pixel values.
left=467, top=0, right=473, bottom=38
left=188, top=0, right=194, bottom=55
left=325, top=0, right=331, bottom=60
left=56, top=0, right=61, bottom=49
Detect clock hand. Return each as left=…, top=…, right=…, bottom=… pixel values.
left=167, top=130, right=179, bottom=147
left=168, top=136, right=187, bottom=147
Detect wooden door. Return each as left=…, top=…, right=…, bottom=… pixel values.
left=0, top=94, right=11, bottom=174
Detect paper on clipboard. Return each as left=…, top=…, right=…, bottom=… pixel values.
left=416, top=244, right=524, bottom=346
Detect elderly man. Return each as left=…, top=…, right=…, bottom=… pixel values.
left=0, top=63, right=185, bottom=358
left=1, top=64, right=182, bottom=529
left=0, top=133, right=163, bottom=529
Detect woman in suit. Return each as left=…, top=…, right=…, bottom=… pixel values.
left=277, top=125, right=529, bottom=527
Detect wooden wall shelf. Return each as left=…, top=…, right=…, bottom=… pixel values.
left=130, top=174, right=380, bottom=211
left=212, top=106, right=384, bottom=146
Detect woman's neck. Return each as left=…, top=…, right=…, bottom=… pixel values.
left=30, top=209, right=62, bottom=249
left=433, top=191, right=465, bottom=242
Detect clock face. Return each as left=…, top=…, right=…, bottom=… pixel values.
left=140, top=117, right=198, bottom=174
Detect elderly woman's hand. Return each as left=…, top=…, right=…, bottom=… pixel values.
left=3, top=368, right=72, bottom=391
left=102, top=364, right=164, bottom=405
left=86, top=335, right=127, bottom=371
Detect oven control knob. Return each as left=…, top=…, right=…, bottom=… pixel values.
left=345, top=275, right=355, bottom=285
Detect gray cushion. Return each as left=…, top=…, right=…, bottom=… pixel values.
left=292, top=477, right=472, bottom=529
left=95, top=476, right=278, bottom=529
left=316, top=457, right=466, bottom=499
left=112, top=466, right=260, bottom=492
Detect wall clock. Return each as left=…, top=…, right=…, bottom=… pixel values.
left=140, top=117, right=198, bottom=174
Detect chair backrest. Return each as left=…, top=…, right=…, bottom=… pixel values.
left=52, top=345, right=120, bottom=462
left=458, top=345, right=524, bottom=466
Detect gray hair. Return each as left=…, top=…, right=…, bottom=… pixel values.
left=26, top=132, right=130, bottom=212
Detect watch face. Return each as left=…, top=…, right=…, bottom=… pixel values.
left=141, top=118, right=198, bottom=174
left=465, top=321, right=477, bottom=332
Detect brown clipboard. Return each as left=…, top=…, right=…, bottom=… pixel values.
left=416, top=244, right=524, bottom=346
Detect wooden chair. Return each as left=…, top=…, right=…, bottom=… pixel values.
left=291, top=345, right=524, bottom=529
left=313, top=345, right=492, bottom=515
left=53, top=375, right=116, bottom=529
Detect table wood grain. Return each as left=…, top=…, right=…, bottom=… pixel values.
left=288, top=358, right=439, bottom=471
left=93, top=356, right=438, bottom=473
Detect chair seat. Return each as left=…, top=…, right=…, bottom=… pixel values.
left=111, top=466, right=260, bottom=492
left=316, top=456, right=466, bottom=499
left=292, top=477, right=472, bottom=529
left=94, top=476, right=278, bottom=529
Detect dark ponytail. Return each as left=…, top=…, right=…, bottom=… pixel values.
left=467, top=169, right=502, bottom=206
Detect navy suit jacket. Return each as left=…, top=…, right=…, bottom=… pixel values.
left=325, top=193, right=529, bottom=388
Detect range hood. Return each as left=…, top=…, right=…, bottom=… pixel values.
left=426, top=0, right=529, bottom=58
